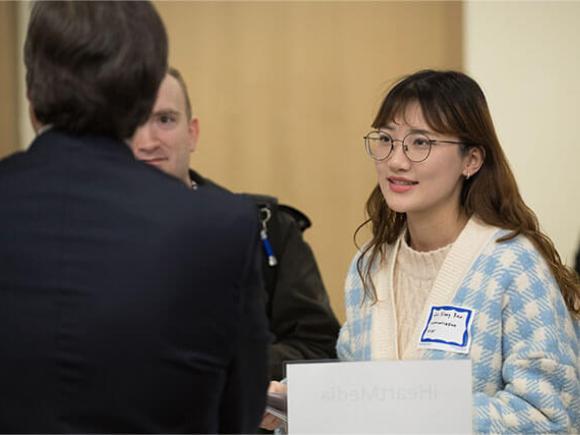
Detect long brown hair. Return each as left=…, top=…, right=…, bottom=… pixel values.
left=355, top=70, right=580, bottom=317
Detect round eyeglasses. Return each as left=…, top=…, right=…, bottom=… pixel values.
left=364, top=130, right=465, bottom=163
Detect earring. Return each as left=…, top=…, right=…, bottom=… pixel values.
left=465, top=172, right=471, bottom=180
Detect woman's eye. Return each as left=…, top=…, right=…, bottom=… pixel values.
left=413, top=137, right=429, bottom=147
left=379, top=134, right=392, bottom=144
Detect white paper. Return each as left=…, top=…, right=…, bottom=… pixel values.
left=287, top=359, right=472, bottom=434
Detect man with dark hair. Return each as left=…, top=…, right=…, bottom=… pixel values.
left=0, top=2, right=269, bottom=433
left=131, top=67, right=340, bottom=381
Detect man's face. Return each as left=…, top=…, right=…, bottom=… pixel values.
left=130, top=74, right=198, bottom=186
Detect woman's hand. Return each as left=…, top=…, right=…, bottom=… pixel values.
left=260, top=381, right=288, bottom=431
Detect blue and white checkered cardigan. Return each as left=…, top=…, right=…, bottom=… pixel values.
left=337, top=217, right=580, bottom=433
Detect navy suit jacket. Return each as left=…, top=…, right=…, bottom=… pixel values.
left=0, top=130, right=269, bottom=433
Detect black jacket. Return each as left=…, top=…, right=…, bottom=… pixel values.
left=0, top=130, right=270, bottom=433
left=190, top=170, right=340, bottom=380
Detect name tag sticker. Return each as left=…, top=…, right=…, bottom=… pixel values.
left=418, top=305, right=474, bottom=354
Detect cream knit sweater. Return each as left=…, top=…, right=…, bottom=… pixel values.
left=394, top=235, right=451, bottom=359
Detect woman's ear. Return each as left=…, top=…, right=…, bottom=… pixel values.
left=463, top=146, right=485, bottom=178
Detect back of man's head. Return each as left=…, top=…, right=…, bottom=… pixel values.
left=25, top=1, right=168, bottom=141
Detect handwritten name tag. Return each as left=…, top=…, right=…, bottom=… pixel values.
left=418, top=305, right=474, bottom=354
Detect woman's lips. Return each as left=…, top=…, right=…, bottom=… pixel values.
left=387, top=177, right=418, bottom=193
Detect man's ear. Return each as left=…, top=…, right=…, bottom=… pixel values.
left=188, top=117, right=199, bottom=153
left=464, top=146, right=485, bottom=178
left=29, top=103, right=42, bottom=134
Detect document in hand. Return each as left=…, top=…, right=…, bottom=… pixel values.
left=286, top=359, right=472, bottom=434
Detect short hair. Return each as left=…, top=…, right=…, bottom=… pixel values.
left=168, top=67, right=193, bottom=120
left=25, top=1, right=168, bottom=140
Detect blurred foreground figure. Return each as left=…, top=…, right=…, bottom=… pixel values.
left=0, top=2, right=269, bottom=433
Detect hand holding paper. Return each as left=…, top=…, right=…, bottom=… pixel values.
left=266, top=391, right=287, bottom=422
left=261, top=381, right=288, bottom=430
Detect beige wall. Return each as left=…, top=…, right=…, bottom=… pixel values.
left=0, top=2, right=19, bottom=158
left=9, top=0, right=578, bottom=321
left=11, top=2, right=462, bottom=323
left=17, top=2, right=33, bottom=150
left=156, top=1, right=463, bottom=322
left=464, top=1, right=580, bottom=268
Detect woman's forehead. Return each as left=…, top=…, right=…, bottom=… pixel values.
left=381, top=101, right=426, bottom=127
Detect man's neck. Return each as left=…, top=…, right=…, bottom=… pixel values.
left=36, top=124, right=53, bottom=136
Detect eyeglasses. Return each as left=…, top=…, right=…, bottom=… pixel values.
left=364, top=130, right=464, bottom=163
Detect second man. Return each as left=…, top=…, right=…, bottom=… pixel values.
left=130, top=67, right=340, bottom=380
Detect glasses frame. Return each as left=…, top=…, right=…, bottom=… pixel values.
left=364, top=130, right=465, bottom=163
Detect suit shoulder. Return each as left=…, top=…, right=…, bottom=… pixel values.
left=0, top=150, right=43, bottom=191
left=0, top=149, right=28, bottom=172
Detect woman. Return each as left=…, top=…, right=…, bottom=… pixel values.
left=337, top=69, right=580, bottom=432
left=262, top=70, right=580, bottom=433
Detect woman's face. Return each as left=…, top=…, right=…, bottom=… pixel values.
left=374, top=102, right=471, bottom=222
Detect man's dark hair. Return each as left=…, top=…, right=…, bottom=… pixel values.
left=25, top=1, right=168, bottom=140
left=168, top=66, right=193, bottom=120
